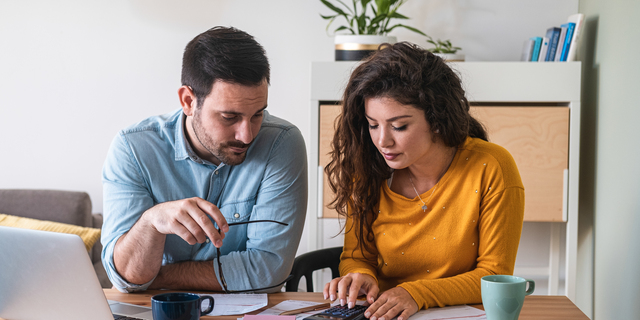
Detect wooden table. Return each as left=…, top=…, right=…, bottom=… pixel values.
left=104, top=289, right=588, bottom=320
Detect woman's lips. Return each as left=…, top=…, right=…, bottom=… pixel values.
left=382, top=152, right=399, bottom=160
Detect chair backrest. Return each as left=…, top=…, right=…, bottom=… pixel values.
left=286, top=246, right=343, bottom=292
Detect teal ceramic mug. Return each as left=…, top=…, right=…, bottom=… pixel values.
left=481, top=275, right=535, bottom=320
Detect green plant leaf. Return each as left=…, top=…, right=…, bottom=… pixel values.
left=370, top=15, right=386, bottom=25
left=376, top=0, right=390, bottom=14
left=321, top=0, right=348, bottom=16
left=386, top=23, right=426, bottom=36
left=320, top=14, right=338, bottom=20
left=334, top=25, right=354, bottom=34
left=335, top=0, right=354, bottom=14
left=357, top=13, right=367, bottom=34
left=388, top=12, right=409, bottom=19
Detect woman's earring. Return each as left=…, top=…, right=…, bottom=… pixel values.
left=435, top=129, right=440, bottom=134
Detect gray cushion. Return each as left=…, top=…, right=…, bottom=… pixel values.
left=0, top=189, right=92, bottom=227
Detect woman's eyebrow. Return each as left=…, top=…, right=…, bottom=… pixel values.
left=365, top=114, right=413, bottom=122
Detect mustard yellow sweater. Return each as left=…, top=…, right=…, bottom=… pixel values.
left=339, top=137, right=525, bottom=309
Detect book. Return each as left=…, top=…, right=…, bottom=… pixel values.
left=559, top=22, right=575, bottom=61
left=530, top=37, right=542, bottom=61
left=537, top=37, right=549, bottom=63
left=565, top=13, right=585, bottom=61
left=521, top=38, right=535, bottom=61
left=545, top=27, right=561, bottom=61
left=554, top=25, right=568, bottom=61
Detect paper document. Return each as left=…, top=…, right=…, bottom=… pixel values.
left=199, top=293, right=268, bottom=316
left=258, top=300, right=329, bottom=320
left=410, top=305, right=486, bottom=320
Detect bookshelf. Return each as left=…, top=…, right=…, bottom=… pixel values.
left=307, top=61, right=581, bottom=301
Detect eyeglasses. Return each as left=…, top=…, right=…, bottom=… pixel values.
left=216, top=219, right=292, bottom=293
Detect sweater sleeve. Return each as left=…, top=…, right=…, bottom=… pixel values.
left=339, top=212, right=379, bottom=282
left=398, top=186, right=525, bottom=308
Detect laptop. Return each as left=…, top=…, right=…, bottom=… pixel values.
left=0, top=225, right=153, bottom=320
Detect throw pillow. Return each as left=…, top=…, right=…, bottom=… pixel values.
left=0, top=213, right=101, bottom=251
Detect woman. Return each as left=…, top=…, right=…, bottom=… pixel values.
left=323, top=42, right=525, bottom=320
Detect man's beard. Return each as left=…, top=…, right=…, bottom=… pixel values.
left=191, top=112, right=251, bottom=166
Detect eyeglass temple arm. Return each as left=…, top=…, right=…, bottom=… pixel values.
left=216, top=219, right=288, bottom=232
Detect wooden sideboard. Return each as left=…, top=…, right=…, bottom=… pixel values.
left=308, top=61, right=581, bottom=301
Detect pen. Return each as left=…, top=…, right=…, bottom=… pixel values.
left=279, top=302, right=331, bottom=315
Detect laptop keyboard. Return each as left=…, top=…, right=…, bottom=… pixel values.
left=113, top=314, right=146, bottom=320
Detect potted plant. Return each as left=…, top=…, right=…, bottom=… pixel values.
left=320, top=0, right=426, bottom=61
left=425, top=35, right=465, bottom=62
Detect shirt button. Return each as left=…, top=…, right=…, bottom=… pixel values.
left=214, top=171, right=219, bottom=175
left=234, top=213, right=240, bottom=218
left=206, top=239, right=210, bottom=243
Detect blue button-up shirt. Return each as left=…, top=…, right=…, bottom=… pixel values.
left=101, top=109, right=307, bottom=292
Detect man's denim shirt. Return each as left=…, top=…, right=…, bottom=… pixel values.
left=101, top=109, right=308, bottom=293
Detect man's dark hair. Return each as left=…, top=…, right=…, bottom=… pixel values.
left=181, top=26, right=270, bottom=107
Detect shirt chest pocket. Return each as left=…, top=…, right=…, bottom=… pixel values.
left=217, top=199, right=255, bottom=254
left=219, top=199, right=254, bottom=224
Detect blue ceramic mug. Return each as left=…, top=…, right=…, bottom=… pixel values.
left=481, top=275, right=535, bottom=320
left=151, top=292, right=214, bottom=320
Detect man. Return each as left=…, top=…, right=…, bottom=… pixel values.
left=101, top=26, right=307, bottom=293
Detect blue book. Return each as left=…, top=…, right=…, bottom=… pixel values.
left=545, top=27, right=561, bottom=61
left=560, top=22, right=576, bottom=61
left=554, top=25, right=568, bottom=61
left=530, top=37, right=542, bottom=61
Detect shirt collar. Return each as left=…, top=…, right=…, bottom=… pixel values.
left=175, top=111, right=211, bottom=165
left=175, top=112, right=222, bottom=167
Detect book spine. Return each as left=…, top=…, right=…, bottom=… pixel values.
left=521, top=39, right=535, bottom=62
left=566, top=13, right=585, bottom=62
left=554, top=25, right=568, bottom=61
left=545, top=27, right=561, bottom=61
left=538, top=37, right=549, bottom=63
left=530, top=37, right=542, bottom=61
left=560, top=22, right=576, bottom=61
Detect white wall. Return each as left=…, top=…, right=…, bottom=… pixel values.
left=0, top=0, right=577, bottom=211
left=578, top=1, right=640, bottom=319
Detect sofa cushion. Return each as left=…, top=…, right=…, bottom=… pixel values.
left=0, top=213, right=100, bottom=251
left=0, top=189, right=92, bottom=227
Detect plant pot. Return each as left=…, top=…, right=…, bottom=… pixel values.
left=434, top=53, right=465, bottom=62
left=335, top=35, right=397, bottom=61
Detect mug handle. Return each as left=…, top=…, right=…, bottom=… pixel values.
left=199, top=296, right=215, bottom=315
left=524, top=279, right=535, bottom=296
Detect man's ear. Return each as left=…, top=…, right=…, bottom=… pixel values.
left=178, top=85, right=197, bottom=116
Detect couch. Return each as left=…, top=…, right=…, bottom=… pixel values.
left=0, top=189, right=111, bottom=288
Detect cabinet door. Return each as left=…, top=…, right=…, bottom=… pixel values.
left=470, top=106, right=569, bottom=222
left=319, top=104, right=342, bottom=218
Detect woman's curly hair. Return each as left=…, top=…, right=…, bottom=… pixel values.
left=325, top=42, right=486, bottom=259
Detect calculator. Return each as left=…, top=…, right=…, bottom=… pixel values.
left=303, top=304, right=368, bottom=320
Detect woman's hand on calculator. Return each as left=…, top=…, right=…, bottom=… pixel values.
left=324, top=274, right=418, bottom=320
left=323, top=273, right=379, bottom=308
left=363, top=287, right=418, bottom=320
